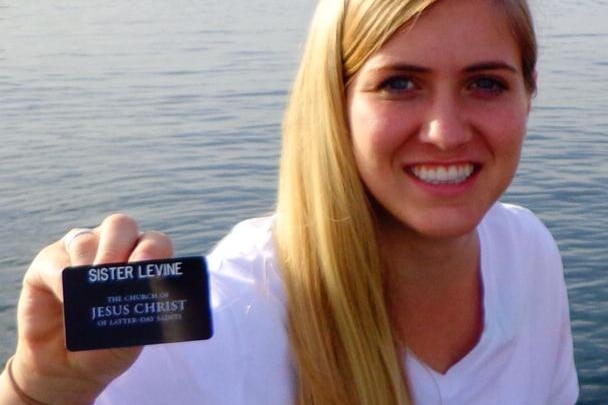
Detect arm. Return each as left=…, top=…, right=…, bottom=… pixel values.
left=0, top=214, right=173, bottom=405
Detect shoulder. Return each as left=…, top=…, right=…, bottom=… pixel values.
left=479, top=202, right=570, bottom=347
left=208, top=215, right=276, bottom=265
left=481, top=202, right=555, bottom=243
left=479, top=202, right=561, bottom=267
left=206, top=214, right=285, bottom=309
left=480, top=201, right=563, bottom=285
left=478, top=202, right=567, bottom=334
left=205, top=215, right=286, bottom=350
left=210, top=215, right=276, bottom=255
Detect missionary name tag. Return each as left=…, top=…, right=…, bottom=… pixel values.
left=62, top=256, right=213, bottom=351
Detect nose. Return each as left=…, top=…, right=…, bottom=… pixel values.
left=419, top=96, right=472, bottom=150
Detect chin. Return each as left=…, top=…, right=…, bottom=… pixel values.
left=411, top=209, right=486, bottom=239
left=376, top=209, right=482, bottom=243
left=413, top=221, right=480, bottom=240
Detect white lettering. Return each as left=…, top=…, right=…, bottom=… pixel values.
left=133, top=299, right=187, bottom=315
left=87, top=266, right=134, bottom=283
left=137, top=262, right=183, bottom=279
left=90, top=304, right=130, bottom=320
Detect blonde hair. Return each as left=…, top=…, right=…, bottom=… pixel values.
left=275, top=0, right=537, bottom=404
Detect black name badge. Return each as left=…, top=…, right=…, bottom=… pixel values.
left=62, top=256, right=213, bottom=351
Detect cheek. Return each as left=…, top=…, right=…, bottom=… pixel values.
left=349, top=99, right=408, bottom=166
left=480, top=105, right=528, bottom=157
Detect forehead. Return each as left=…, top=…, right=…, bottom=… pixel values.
left=363, top=0, right=521, bottom=70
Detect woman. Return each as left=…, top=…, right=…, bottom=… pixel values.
left=1, top=0, right=578, bottom=403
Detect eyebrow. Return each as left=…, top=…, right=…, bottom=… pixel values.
left=368, top=61, right=519, bottom=74
left=463, top=61, right=519, bottom=73
left=369, top=63, right=431, bottom=74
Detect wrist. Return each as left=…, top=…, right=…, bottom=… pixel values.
left=4, top=356, right=51, bottom=405
left=0, top=360, right=25, bottom=405
left=3, top=356, right=99, bottom=405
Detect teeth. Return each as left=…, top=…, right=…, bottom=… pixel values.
left=411, top=164, right=475, bottom=185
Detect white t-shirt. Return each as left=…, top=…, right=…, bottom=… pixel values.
left=95, top=203, right=578, bottom=405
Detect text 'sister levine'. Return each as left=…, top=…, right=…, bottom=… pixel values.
left=87, top=262, right=184, bottom=283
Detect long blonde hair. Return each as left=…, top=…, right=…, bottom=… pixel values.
left=275, top=0, right=537, bottom=404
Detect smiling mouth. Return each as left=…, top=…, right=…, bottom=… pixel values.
left=410, top=163, right=476, bottom=185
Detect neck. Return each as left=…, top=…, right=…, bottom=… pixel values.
left=379, top=218, right=480, bottom=288
left=377, top=216, right=484, bottom=373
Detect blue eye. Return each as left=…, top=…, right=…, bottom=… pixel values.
left=380, top=76, right=415, bottom=94
left=470, top=76, right=508, bottom=95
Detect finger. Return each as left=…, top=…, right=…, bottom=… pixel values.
left=23, top=240, right=71, bottom=302
left=63, top=228, right=99, bottom=266
left=94, top=214, right=140, bottom=265
left=129, top=231, right=173, bottom=262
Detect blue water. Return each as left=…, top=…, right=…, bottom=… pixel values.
left=1, top=0, right=607, bottom=403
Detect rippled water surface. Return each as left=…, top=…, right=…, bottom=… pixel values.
left=1, top=0, right=607, bottom=403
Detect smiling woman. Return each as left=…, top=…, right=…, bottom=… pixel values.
left=346, top=0, right=531, bottom=239
left=277, top=0, right=576, bottom=403
left=0, top=0, right=578, bottom=404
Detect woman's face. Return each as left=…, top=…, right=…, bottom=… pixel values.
left=346, top=0, right=532, bottom=239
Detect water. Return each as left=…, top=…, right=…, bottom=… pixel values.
left=0, top=0, right=606, bottom=402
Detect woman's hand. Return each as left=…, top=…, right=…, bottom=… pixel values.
left=1, top=214, right=173, bottom=405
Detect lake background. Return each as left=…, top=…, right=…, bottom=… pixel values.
left=0, top=0, right=606, bottom=403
